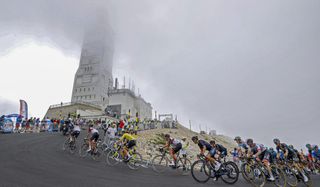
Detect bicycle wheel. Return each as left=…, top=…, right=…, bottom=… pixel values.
left=220, top=161, right=239, bottom=184
left=191, top=160, right=211, bottom=183
left=251, top=165, right=266, bottom=187
left=91, top=147, right=104, bottom=162
left=62, top=138, right=69, bottom=151
left=106, top=150, right=121, bottom=166
left=79, top=144, right=89, bottom=158
left=271, top=165, right=286, bottom=187
left=282, top=165, right=298, bottom=187
left=151, top=155, right=168, bottom=173
left=241, top=162, right=254, bottom=182
left=177, top=157, right=192, bottom=176
left=69, top=141, right=77, bottom=155
left=127, top=152, right=143, bottom=170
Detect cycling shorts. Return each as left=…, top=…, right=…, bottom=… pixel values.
left=126, top=140, right=136, bottom=149
left=71, top=131, right=80, bottom=138
left=172, top=143, right=182, bottom=154
left=90, top=132, right=99, bottom=142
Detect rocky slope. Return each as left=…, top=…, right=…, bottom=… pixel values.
left=135, top=124, right=237, bottom=161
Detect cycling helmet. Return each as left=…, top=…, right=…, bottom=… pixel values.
left=306, top=144, right=311, bottom=148
left=234, top=136, right=241, bottom=141
left=246, top=138, right=253, bottom=144
left=273, top=138, right=280, bottom=144
left=191, top=136, right=198, bottom=141
left=164, top=134, right=170, bottom=138
left=269, top=147, right=274, bottom=151
left=288, top=145, right=294, bottom=149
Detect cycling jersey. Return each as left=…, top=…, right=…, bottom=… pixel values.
left=120, top=133, right=136, bottom=141
left=312, top=149, right=320, bottom=160
left=238, top=142, right=249, bottom=150
left=250, top=143, right=266, bottom=154
left=250, top=143, right=270, bottom=161
left=73, top=125, right=80, bottom=132
left=215, top=144, right=227, bottom=154
left=276, top=143, right=294, bottom=156
left=169, top=138, right=181, bottom=146
left=89, top=127, right=99, bottom=134
left=198, top=140, right=212, bottom=151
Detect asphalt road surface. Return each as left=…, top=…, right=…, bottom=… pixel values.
left=0, top=132, right=319, bottom=187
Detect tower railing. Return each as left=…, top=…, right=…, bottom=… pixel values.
left=49, top=101, right=101, bottom=110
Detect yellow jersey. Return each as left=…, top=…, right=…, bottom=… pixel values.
left=120, top=133, right=136, bottom=141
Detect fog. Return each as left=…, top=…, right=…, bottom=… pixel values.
left=1, top=0, right=320, bottom=149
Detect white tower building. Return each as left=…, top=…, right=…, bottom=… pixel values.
left=71, top=17, right=114, bottom=108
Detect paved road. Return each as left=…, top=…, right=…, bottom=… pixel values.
left=0, top=133, right=319, bottom=187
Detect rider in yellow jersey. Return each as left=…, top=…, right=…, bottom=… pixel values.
left=118, top=130, right=137, bottom=160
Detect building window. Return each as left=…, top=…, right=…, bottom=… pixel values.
left=84, top=88, right=86, bottom=92
left=88, top=88, right=90, bottom=91
left=80, top=88, right=82, bottom=92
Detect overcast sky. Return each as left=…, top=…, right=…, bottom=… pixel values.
left=0, top=0, right=319, bottom=149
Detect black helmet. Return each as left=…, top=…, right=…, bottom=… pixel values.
left=164, top=134, right=170, bottom=138
left=273, top=138, right=280, bottom=144
left=246, top=138, right=253, bottom=144
left=191, top=136, right=198, bottom=141
left=234, top=136, right=241, bottom=141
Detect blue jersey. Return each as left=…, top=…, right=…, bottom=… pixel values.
left=198, top=140, right=212, bottom=151
left=231, top=151, right=238, bottom=157
left=238, top=142, right=248, bottom=150
left=312, top=149, right=320, bottom=160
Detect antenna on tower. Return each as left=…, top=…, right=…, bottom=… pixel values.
left=115, top=78, right=118, bottom=90
left=123, top=76, right=126, bottom=89
left=132, top=80, right=135, bottom=94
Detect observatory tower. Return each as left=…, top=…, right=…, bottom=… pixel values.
left=71, top=18, right=114, bottom=108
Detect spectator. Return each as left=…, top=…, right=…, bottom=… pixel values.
left=118, top=120, right=124, bottom=136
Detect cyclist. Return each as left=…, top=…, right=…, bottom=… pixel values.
left=246, top=138, right=275, bottom=181
left=234, top=136, right=249, bottom=157
left=191, top=136, right=220, bottom=170
left=273, top=139, right=297, bottom=162
left=306, top=144, right=314, bottom=162
left=164, top=134, right=182, bottom=167
left=274, top=138, right=308, bottom=182
left=312, top=145, right=320, bottom=162
left=118, top=130, right=136, bottom=160
left=87, top=124, right=99, bottom=153
left=69, top=120, right=81, bottom=143
left=209, top=140, right=227, bottom=159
